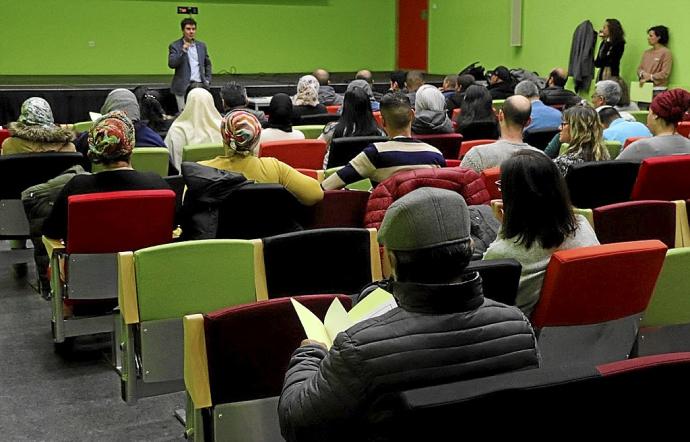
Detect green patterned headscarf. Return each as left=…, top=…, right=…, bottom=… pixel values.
left=18, top=97, right=55, bottom=127
left=87, top=111, right=135, bottom=162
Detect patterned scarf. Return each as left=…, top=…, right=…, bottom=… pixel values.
left=293, top=75, right=320, bottom=107
left=221, top=110, right=262, bottom=156
left=88, top=111, right=135, bottom=162
left=18, top=97, right=55, bottom=127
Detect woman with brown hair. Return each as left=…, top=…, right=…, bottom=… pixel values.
left=554, top=105, right=610, bottom=176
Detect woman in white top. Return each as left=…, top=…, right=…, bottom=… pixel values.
left=260, top=93, right=305, bottom=147
left=483, top=150, right=599, bottom=316
left=165, top=87, right=222, bottom=171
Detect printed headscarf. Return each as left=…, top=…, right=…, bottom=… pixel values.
left=293, top=75, right=320, bottom=107
left=220, top=110, right=262, bottom=156
left=650, top=88, right=690, bottom=124
left=415, top=84, right=447, bottom=112
left=88, top=111, right=135, bottom=162
left=101, top=88, right=141, bottom=121
left=18, top=97, right=55, bottom=127
left=266, top=93, right=294, bottom=132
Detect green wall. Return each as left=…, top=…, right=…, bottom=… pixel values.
left=428, top=0, right=689, bottom=90
left=2, top=0, right=396, bottom=75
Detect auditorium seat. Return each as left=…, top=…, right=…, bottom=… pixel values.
left=301, top=189, right=369, bottom=229
left=326, top=135, right=389, bottom=169
left=630, top=154, right=690, bottom=201
left=130, top=147, right=169, bottom=177
left=184, top=295, right=352, bottom=442
left=72, top=121, right=93, bottom=133
left=629, top=110, right=648, bottom=124
left=624, top=136, right=647, bottom=148
left=326, top=105, right=341, bottom=114
left=373, top=111, right=383, bottom=128
left=0, top=128, right=11, bottom=146
left=565, top=160, right=640, bottom=208
left=531, top=240, right=667, bottom=367
left=297, top=113, right=339, bottom=125
left=412, top=133, right=463, bottom=159
left=677, top=121, right=690, bottom=138
left=323, top=167, right=372, bottom=191
left=463, top=258, right=521, bottom=306
left=480, top=167, right=501, bottom=200
left=592, top=200, right=677, bottom=248
left=295, top=168, right=324, bottom=181
left=523, top=127, right=560, bottom=150
left=258, top=139, right=327, bottom=170
left=605, top=140, right=622, bottom=159
left=181, top=143, right=224, bottom=163
left=292, top=124, right=325, bottom=139
left=458, top=138, right=497, bottom=159
left=117, top=239, right=263, bottom=403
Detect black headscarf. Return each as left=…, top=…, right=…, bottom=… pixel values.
left=266, top=93, right=294, bottom=132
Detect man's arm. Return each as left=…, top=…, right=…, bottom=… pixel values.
left=321, top=145, right=378, bottom=190
left=168, top=41, right=185, bottom=69
left=41, top=182, right=71, bottom=240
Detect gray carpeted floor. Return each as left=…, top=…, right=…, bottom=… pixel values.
left=0, top=242, right=186, bottom=441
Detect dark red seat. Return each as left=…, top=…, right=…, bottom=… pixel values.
left=630, top=154, right=690, bottom=201
left=593, top=200, right=677, bottom=248
left=301, top=189, right=369, bottom=229
left=412, top=133, right=463, bottom=159
left=259, top=139, right=327, bottom=170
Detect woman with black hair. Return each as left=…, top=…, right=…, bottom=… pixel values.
left=483, top=150, right=599, bottom=316
left=140, top=93, right=173, bottom=138
left=260, top=93, right=306, bottom=145
left=454, top=85, right=500, bottom=140
left=594, top=18, right=625, bottom=81
left=638, top=25, right=672, bottom=89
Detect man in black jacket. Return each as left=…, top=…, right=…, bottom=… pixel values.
left=278, top=187, right=540, bottom=441
left=540, top=67, right=581, bottom=108
left=487, top=65, right=516, bottom=99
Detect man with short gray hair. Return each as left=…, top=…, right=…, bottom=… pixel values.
left=514, top=80, right=562, bottom=131
left=592, top=80, right=635, bottom=121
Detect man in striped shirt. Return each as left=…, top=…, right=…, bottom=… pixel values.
left=322, top=92, right=446, bottom=190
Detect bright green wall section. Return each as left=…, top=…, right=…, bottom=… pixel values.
left=2, top=0, right=395, bottom=75
left=429, top=0, right=689, bottom=90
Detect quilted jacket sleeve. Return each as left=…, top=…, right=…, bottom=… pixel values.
left=278, top=336, right=368, bottom=442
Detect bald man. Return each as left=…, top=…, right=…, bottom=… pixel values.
left=314, top=68, right=343, bottom=106
left=356, top=69, right=384, bottom=101
left=539, top=67, right=581, bottom=108
left=460, top=95, right=544, bottom=173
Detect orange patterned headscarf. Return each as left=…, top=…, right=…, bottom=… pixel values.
left=220, top=110, right=262, bottom=156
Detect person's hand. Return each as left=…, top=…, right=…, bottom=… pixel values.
left=182, top=41, right=191, bottom=52
left=301, top=339, right=327, bottom=349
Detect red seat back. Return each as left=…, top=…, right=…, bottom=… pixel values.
left=0, top=128, right=10, bottom=147
left=412, top=133, right=463, bottom=160
left=624, top=136, right=647, bottom=148
left=481, top=167, right=502, bottom=200
left=296, top=168, right=320, bottom=180
left=459, top=139, right=497, bottom=159
left=326, top=105, right=340, bottom=115
left=259, top=139, right=327, bottom=170
left=593, top=200, right=676, bottom=248
left=203, top=295, right=352, bottom=404
left=444, top=159, right=460, bottom=167
left=373, top=111, right=384, bottom=128
left=531, top=240, right=667, bottom=328
left=452, top=108, right=460, bottom=121
left=630, top=154, right=690, bottom=201
left=677, top=122, right=690, bottom=138
left=302, top=190, right=369, bottom=229
left=66, top=189, right=175, bottom=254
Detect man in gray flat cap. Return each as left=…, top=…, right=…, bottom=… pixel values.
left=279, top=187, right=539, bottom=442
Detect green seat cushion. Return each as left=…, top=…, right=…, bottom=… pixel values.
left=293, top=125, right=325, bottom=140
left=131, top=147, right=169, bottom=177
left=182, top=143, right=225, bottom=163
left=642, top=248, right=690, bottom=327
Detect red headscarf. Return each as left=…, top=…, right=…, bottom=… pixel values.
left=650, top=89, right=690, bottom=124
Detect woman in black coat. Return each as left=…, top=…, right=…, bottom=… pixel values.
left=594, top=18, right=625, bottom=81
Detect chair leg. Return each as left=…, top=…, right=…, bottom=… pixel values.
left=50, top=255, right=65, bottom=343
left=121, top=323, right=138, bottom=404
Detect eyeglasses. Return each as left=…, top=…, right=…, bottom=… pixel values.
left=560, top=121, right=570, bottom=128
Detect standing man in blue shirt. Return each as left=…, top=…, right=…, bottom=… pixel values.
left=168, top=18, right=212, bottom=112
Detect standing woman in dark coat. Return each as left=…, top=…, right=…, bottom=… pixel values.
left=594, top=19, right=625, bottom=81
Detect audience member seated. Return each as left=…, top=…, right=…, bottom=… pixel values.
left=220, top=81, right=268, bottom=126
left=591, top=80, right=635, bottom=121
left=540, top=68, right=581, bottom=108
left=454, top=85, right=500, bottom=140
left=598, top=106, right=651, bottom=145
left=439, top=75, right=457, bottom=99
left=355, top=69, right=384, bottom=101
left=487, top=66, right=516, bottom=100
left=321, top=92, right=445, bottom=190
left=461, top=96, right=541, bottom=173
left=279, top=187, right=539, bottom=442
left=484, top=150, right=599, bottom=316
left=42, top=112, right=170, bottom=240
left=1, top=97, right=75, bottom=155
left=260, top=94, right=305, bottom=146
left=514, top=80, right=562, bottom=131
left=405, top=70, right=425, bottom=107
left=165, top=87, right=222, bottom=171
left=554, top=106, right=610, bottom=176
left=618, top=89, right=690, bottom=161
left=314, top=68, right=343, bottom=106
left=611, top=76, right=640, bottom=112
left=199, top=111, right=323, bottom=205
left=139, top=92, right=173, bottom=139
left=319, top=88, right=386, bottom=168
left=387, top=70, right=408, bottom=94
left=446, top=74, right=475, bottom=117
left=411, top=85, right=453, bottom=134
left=346, top=79, right=380, bottom=112
left=292, top=75, right=328, bottom=122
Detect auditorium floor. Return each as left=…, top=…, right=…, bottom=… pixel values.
left=0, top=242, right=186, bottom=441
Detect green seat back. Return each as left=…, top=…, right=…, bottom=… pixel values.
left=324, top=167, right=372, bottom=191
left=134, top=240, right=257, bottom=321
left=131, top=147, right=169, bottom=177
left=605, top=140, right=622, bottom=159
left=559, top=143, right=569, bottom=156
left=293, top=125, right=325, bottom=140
left=629, top=110, right=649, bottom=124
left=182, top=143, right=225, bottom=163
left=641, top=248, right=690, bottom=327
left=492, top=99, right=505, bottom=110
left=73, top=121, right=93, bottom=133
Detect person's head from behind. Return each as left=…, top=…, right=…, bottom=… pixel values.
left=140, top=94, right=166, bottom=129
left=648, top=88, right=690, bottom=134
left=547, top=68, right=568, bottom=87
left=456, top=74, right=475, bottom=93
left=514, top=80, right=540, bottom=100
left=220, top=110, right=262, bottom=157
left=597, top=106, right=622, bottom=128
left=501, top=150, right=577, bottom=249
left=592, top=80, right=621, bottom=107
left=17, top=97, right=55, bottom=128
left=378, top=187, right=474, bottom=284
left=340, top=88, right=377, bottom=134
left=294, top=75, right=320, bottom=106
left=458, top=85, right=494, bottom=120
left=379, top=92, right=413, bottom=133
left=313, top=68, right=330, bottom=86
left=220, top=82, right=248, bottom=111
left=500, top=95, right=532, bottom=130
left=355, top=69, right=373, bottom=85
left=560, top=105, right=609, bottom=161
left=346, top=80, right=375, bottom=103
left=647, top=25, right=669, bottom=46
left=180, top=17, right=197, bottom=41
left=101, top=88, right=141, bottom=122
left=603, top=18, right=625, bottom=44
left=415, top=84, right=446, bottom=113
left=390, top=71, right=408, bottom=91
left=87, top=111, right=135, bottom=167
left=266, top=93, right=294, bottom=131
left=442, top=75, right=457, bottom=91
left=405, top=71, right=425, bottom=92
left=180, top=87, right=216, bottom=117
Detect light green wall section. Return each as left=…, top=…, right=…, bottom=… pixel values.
left=2, top=0, right=395, bottom=75
left=428, top=0, right=689, bottom=90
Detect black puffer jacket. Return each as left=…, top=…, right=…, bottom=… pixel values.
left=278, top=274, right=539, bottom=441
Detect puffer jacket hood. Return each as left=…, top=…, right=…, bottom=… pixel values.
left=8, top=122, right=74, bottom=144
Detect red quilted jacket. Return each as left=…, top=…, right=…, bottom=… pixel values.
left=364, top=167, right=491, bottom=230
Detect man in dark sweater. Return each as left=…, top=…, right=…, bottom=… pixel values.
left=278, top=187, right=540, bottom=441
left=540, top=67, right=581, bottom=108
left=43, top=111, right=169, bottom=240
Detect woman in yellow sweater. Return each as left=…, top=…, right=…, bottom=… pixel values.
left=200, top=110, right=324, bottom=206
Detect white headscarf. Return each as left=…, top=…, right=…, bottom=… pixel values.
left=415, top=84, right=447, bottom=112
left=165, top=88, right=222, bottom=171
left=293, top=75, right=320, bottom=107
